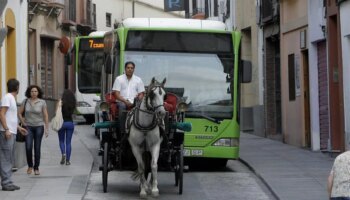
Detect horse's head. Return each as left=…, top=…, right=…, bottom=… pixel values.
left=146, top=77, right=167, bottom=118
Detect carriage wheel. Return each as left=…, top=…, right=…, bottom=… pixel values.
left=175, top=144, right=184, bottom=194
left=178, top=144, right=184, bottom=194
left=102, top=142, right=109, bottom=193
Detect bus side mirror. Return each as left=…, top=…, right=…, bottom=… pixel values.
left=65, top=52, right=72, bottom=66
left=104, top=55, right=112, bottom=74
left=241, top=60, right=252, bottom=83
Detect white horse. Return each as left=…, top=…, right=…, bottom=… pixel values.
left=126, top=77, right=167, bottom=198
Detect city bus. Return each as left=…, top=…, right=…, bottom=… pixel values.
left=74, top=31, right=106, bottom=123
left=101, top=18, right=251, bottom=167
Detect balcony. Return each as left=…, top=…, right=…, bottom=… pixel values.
left=29, top=0, right=64, bottom=22
left=77, top=19, right=96, bottom=35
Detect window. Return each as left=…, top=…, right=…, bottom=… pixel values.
left=205, top=0, right=209, bottom=18
left=192, top=0, right=197, bottom=15
left=69, top=0, right=76, bottom=21
left=41, top=38, right=54, bottom=98
left=86, top=0, right=91, bottom=24
left=288, top=54, right=295, bottom=101
left=214, top=0, right=218, bottom=16
left=261, top=0, right=273, bottom=22
left=106, top=13, right=111, bottom=27
left=92, top=4, right=96, bottom=27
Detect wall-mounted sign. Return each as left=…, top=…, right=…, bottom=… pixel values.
left=164, top=0, right=184, bottom=11
left=300, top=30, right=306, bottom=49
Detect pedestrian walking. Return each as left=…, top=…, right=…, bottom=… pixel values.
left=57, top=89, right=76, bottom=165
left=0, top=79, right=27, bottom=191
left=327, top=146, right=350, bottom=200
left=18, top=85, right=49, bottom=175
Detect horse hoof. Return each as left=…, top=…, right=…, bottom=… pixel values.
left=152, top=190, right=159, bottom=197
left=140, top=192, right=147, bottom=198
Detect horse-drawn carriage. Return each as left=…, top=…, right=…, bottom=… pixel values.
left=93, top=78, right=191, bottom=197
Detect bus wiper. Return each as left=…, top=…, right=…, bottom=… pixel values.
left=200, top=113, right=221, bottom=124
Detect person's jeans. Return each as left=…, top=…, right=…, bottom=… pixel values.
left=331, top=197, right=350, bottom=200
left=0, top=131, right=15, bottom=187
left=117, top=102, right=127, bottom=133
left=25, top=126, right=44, bottom=170
left=58, top=122, right=74, bottom=161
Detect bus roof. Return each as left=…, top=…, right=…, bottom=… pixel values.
left=121, top=18, right=227, bottom=31
left=88, top=31, right=107, bottom=37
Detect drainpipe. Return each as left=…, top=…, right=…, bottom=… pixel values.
left=132, top=0, right=135, bottom=17
left=27, top=0, right=30, bottom=86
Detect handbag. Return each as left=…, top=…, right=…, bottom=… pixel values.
left=16, top=99, right=28, bottom=142
left=51, top=99, right=64, bottom=132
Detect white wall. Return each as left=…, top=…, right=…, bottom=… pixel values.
left=1, top=0, right=28, bottom=100
left=340, top=1, right=350, bottom=149
left=307, top=0, right=326, bottom=151
left=93, top=0, right=184, bottom=32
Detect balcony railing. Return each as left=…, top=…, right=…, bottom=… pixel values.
left=29, top=0, right=64, bottom=20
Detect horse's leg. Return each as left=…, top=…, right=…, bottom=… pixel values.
left=129, top=143, right=148, bottom=198
left=149, top=141, right=161, bottom=197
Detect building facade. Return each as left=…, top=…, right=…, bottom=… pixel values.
left=308, top=0, right=327, bottom=151
left=0, top=0, right=28, bottom=100
left=280, top=0, right=310, bottom=147
left=338, top=0, right=350, bottom=151
left=92, top=0, right=184, bottom=32
left=325, top=0, right=345, bottom=152
left=28, top=0, right=65, bottom=101
left=235, top=0, right=263, bottom=136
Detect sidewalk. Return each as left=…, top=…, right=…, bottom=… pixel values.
left=0, top=124, right=94, bottom=200
left=239, top=132, right=335, bottom=200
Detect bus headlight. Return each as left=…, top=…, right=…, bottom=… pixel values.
left=212, top=138, right=239, bottom=147
left=77, top=101, right=91, bottom=107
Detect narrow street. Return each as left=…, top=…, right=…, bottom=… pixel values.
left=75, top=124, right=276, bottom=200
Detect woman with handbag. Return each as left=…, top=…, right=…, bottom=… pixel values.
left=56, top=90, right=76, bottom=165
left=18, top=85, right=49, bottom=176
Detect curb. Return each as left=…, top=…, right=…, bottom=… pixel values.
left=239, top=158, right=280, bottom=200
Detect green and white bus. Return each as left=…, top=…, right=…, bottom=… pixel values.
left=102, top=18, right=251, bottom=167
left=74, top=31, right=105, bottom=123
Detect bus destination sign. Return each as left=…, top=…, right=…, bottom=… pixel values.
left=80, top=38, right=104, bottom=51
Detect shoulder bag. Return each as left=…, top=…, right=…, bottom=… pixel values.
left=51, top=99, right=64, bottom=132
left=16, top=99, right=28, bottom=142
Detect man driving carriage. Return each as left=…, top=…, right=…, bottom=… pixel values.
left=112, top=61, right=145, bottom=131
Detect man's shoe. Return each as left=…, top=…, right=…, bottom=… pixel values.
left=2, top=185, right=16, bottom=191
left=66, top=160, right=71, bottom=165
left=10, top=184, right=20, bottom=190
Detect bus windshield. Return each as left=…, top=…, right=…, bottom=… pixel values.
left=124, top=51, right=234, bottom=119
left=78, top=51, right=104, bottom=93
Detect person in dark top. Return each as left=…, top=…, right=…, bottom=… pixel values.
left=57, top=90, right=76, bottom=165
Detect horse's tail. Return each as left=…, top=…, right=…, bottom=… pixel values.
left=131, top=170, right=142, bottom=181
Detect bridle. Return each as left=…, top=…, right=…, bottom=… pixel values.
left=127, top=83, right=165, bottom=132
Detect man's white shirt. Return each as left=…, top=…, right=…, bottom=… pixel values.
left=112, top=74, right=145, bottom=104
left=0, top=93, right=18, bottom=134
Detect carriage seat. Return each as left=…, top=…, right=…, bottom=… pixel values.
left=104, top=92, right=118, bottom=120
left=104, top=92, right=138, bottom=120
left=164, top=92, right=178, bottom=114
